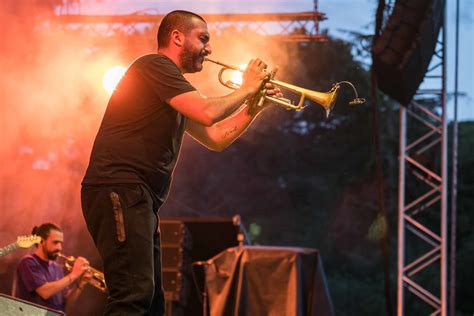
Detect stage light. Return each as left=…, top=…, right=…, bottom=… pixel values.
left=102, top=66, right=126, bottom=95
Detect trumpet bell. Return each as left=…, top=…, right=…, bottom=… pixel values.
left=303, top=85, right=340, bottom=117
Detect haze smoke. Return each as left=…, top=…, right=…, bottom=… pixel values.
left=0, top=2, right=298, bottom=298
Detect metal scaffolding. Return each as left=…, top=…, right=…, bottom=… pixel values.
left=397, top=18, right=448, bottom=316
left=52, top=11, right=328, bottom=43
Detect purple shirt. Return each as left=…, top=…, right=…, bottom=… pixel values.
left=15, top=254, right=68, bottom=312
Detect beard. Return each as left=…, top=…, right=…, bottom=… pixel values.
left=179, top=42, right=204, bottom=73
left=45, top=250, right=59, bottom=260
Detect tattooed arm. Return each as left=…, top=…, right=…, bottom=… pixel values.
left=186, top=104, right=256, bottom=151
left=185, top=101, right=261, bottom=152
left=185, top=82, right=281, bottom=151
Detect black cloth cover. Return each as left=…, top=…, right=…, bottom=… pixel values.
left=204, top=246, right=334, bottom=316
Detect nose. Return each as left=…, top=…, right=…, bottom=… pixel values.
left=205, top=43, right=212, bottom=55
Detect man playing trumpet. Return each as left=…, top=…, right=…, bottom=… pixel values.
left=81, top=9, right=281, bottom=316
left=14, top=223, right=91, bottom=313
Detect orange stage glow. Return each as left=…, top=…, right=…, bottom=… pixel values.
left=102, top=65, right=126, bottom=95
left=230, top=64, right=247, bottom=86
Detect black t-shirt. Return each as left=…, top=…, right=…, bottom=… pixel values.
left=82, top=54, right=196, bottom=202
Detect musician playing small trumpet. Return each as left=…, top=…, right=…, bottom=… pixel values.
left=14, top=223, right=92, bottom=313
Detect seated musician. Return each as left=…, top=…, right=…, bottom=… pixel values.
left=14, top=223, right=91, bottom=312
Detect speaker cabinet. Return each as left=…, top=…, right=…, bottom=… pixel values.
left=373, top=0, right=445, bottom=105
left=160, top=216, right=244, bottom=316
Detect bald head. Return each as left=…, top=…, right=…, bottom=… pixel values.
left=157, top=10, right=206, bottom=49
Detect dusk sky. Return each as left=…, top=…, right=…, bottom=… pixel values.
left=77, top=0, right=472, bottom=120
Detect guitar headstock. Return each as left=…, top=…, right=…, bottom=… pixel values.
left=16, top=235, right=41, bottom=248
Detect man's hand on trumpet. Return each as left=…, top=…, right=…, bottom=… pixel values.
left=69, top=256, right=93, bottom=290
left=70, top=256, right=90, bottom=280
left=241, top=58, right=269, bottom=96
left=262, top=80, right=284, bottom=104
left=248, top=65, right=284, bottom=114
left=77, top=270, right=93, bottom=290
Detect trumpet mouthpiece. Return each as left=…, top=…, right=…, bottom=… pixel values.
left=58, top=253, right=75, bottom=261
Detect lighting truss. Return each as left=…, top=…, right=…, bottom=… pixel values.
left=397, top=22, right=448, bottom=316
left=52, top=11, right=328, bottom=43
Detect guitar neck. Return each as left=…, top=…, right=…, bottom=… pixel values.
left=0, top=243, right=19, bottom=257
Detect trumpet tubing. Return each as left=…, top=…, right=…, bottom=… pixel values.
left=205, top=57, right=364, bottom=116
left=58, top=253, right=107, bottom=293
left=268, top=79, right=340, bottom=116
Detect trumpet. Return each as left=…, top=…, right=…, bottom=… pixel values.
left=205, top=57, right=365, bottom=117
left=58, top=253, right=107, bottom=293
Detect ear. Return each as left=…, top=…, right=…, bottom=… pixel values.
left=170, top=29, right=185, bottom=47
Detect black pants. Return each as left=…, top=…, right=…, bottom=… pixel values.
left=81, top=183, right=165, bottom=316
